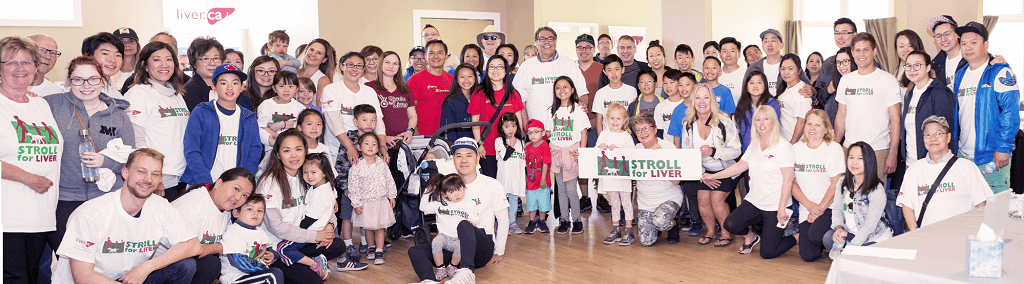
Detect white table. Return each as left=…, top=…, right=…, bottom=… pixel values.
left=825, top=205, right=1024, bottom=283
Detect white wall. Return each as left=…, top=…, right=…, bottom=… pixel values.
left=711, top=0, right=792, bottom=60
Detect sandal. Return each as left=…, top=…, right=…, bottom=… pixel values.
left=738, top=235, right=761, bottom=254
left=697, top=236, right=715, bottom=245
left=714, top=238, right=735, bottom=247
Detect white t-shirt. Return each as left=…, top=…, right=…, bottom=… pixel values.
left=548, top=105, right=592, bottom=148
left=777, top=81, right=812, bottom=142
left=955, top=62, right=1016, bottom=159
left=258, top=173, right=306, bottom=244
left=256, top=98, right=307, bottom=147
left=320, top=81, right=386, bottom=135
left=30, top=78, right=65, bottom=96
left=896, top=152, right=993, bottom=227
left=764, top=61, right=781, bottom=97
left=54, top=193, right=195, bottom=283
left=653, top=98, right=683, bottom=142
left=462, top=175, right=510, bottom=255
left=219, top=222, right=273, bottom=284
left=945, top=52, right=962, bottom=91
left=905, top=80, right=928, bottom=166
left=427, top=197, right=481, bottom=238
left=591, top=84, right=637, bottom=131
left=157, top=186, right=231, bottom=256
left=211, top=107, right=241, bottom=180
left=494, top=138, right=526, bottom=197
left=513, top=55, right=590, bottom=124
left=741, top=141, right=795, bottom=211
left=304, top=183, right=337, bottom=230
left=125, top=82, right=190, bottom=176
left=634, top=139, right=684, bottom=211
left=0, top=94, right=63, bottom=233
left=792, top=141, right=845, bottom=222
left=835, top=69, right=902, bottom=149
left=595, top=131, right=635, bottom=193
left=720, top=66, right=747, bottom=103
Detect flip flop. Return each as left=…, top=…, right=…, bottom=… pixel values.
left=697, top=236, right=715, bottom=245
left=738, top=235, right=761, bottom=254
left=714, top=238, right=735, bottom=247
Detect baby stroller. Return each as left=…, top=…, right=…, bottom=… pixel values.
left=387, top=121, right=490, bottom=243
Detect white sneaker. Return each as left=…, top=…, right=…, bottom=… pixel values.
left=410, top=280, right=440, bottom=284
left=447, top=268, right=476, bottom=284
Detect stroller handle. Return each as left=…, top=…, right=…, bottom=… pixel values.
left=397, top=121, right=492, bottom=195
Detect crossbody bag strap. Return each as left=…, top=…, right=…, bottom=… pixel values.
left=480, top=90, right=513, bottom=142
left=917, top=156, right=958, bottom=228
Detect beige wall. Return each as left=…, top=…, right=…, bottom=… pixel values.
left=0, top=0, right=165, bottom=81
left=897, top=0, right=983, bottom=55
left=532, top=0, right=663, bottom=60
left=662, top=0, right=708, bottom=66
left=710, top=0, right=792, bottom=59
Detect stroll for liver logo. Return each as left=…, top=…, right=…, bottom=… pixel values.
left=550, top=115, right=574, bottom=141
left=11, top=115, right=59, bottom=163
left=271, top=112, right=295, bottom=123
left=101, top=237, right=158, bottom=253
left=597, top=151, right=630, bottom=177
left=158, top=105, right=190, bottom=118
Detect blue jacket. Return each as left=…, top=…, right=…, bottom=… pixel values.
left=901, top=78, right=958, bottom=162
left=953, top=63, right=1020, bottom=165
left=181, top=100, right=263, bottom=185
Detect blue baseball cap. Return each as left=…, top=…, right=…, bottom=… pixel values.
left=450, top=137, right=478, bottom=153
left=409, top=46, right=426, bottom=57
left=212, top=64, right=247, bottom=82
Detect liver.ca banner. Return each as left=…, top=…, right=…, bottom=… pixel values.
left=578, top=148, right=702, bottom=180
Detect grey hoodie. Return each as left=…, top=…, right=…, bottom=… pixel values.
left=45, top=91, right=136, bottom=201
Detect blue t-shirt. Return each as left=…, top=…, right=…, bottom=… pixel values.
left=712, top=84, right=736, bottom=114
left=666, top=103, right=689, bottom=138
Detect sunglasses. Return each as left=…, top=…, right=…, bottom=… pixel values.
left=482, top=35, right=499, bottom=41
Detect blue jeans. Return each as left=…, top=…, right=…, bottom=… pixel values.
left=507, top=193, right=520, bottom=222
left=885, top=184, right=906, bottom=236
left=143, top=257, right=196, bottom=284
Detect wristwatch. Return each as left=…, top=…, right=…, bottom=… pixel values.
left=406, top=128, right=415, bottom=134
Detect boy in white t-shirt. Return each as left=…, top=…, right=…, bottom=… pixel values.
left=219, top=194, right=285, bottom=284
left=653, top=69, right=686, bottom=142
left=592, top=54, right=638, bottom=135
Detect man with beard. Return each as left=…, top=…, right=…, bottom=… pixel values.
left=53, top=148, right=200, bottom=284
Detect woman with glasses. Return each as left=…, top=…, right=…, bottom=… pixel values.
left=631, top=113, right=685, bottom=246
left=44, top=56, right=135, bottom=254
left=820, top=47, right=854, bottom=123
left=469, top=56, right=524, bottom=178
left=244, top=55, right=280, bottom=110
left=361, top=45, right=383, bottom=83
left=124, top=41, right=190, bottom=201
left=182, top=37, right=233, bottom=111
left=901, top=50, right=957, bottom=172
left=0, top=36, right=64, bottom=284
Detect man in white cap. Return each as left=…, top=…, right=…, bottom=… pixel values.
left=27, top=34, right=64, bottom=96
left=476, top=25, right=505, bottom=61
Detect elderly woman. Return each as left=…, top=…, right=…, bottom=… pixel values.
left=0, top=36, right=65, bottom=284
left=44, top=56, right=136, bottom=252
left=631, top=113, right=683, bottom=247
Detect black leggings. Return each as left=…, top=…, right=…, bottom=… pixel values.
left=3, top=232, right=48, bottom=284
left=270, top=237, right=345, bottom=284
left=681, top=181, right=702, bottom=225
left=723, top=201, right=796, bottom=259
left=191, top=254, right=221, bottom=284
left=798, top=208, right=833, bottom=262
left=408, top=220, right=494, bottom=281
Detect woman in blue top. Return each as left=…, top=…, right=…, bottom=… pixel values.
left=182, top=64, right=263, bottom=186
left=733, top=70, right=781, bottom=153
left=439, top=64, right=479, bottom=140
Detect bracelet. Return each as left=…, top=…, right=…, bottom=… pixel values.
left=406, top=128, right=415, bottom=133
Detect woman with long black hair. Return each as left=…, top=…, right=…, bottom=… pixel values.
left=468, top=56, right=525, bottom=178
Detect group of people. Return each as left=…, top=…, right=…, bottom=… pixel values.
left=0, top=13, right=1019, bottom=284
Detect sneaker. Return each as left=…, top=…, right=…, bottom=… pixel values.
left=680, top=218, right=693, bottom=232
left=447, top=268, right=476, bottom=284
left=345, top=245, right=361, bottom=262
left=580, top=196, right=593, bottom=211
left=556, top=220, right=570, bottom=234
left=571, top=221, right=584, bottom=234
left=365, top=246, right=376, bottom=260
left=603, top=228, right=622, bottom=244
left=516, top=203, right=524, bottom=217
left=596, top=195, right=612, bottom=213
left=537, top=220, right=550, bottom=233
left=382, top=241, right=392, bottom=252
left=373, top=251, right=384, bottom=265
left=524, top=220, right=537, bottom=234
left=411, top=280, right=440, bottom=284
left=688, top=222, right=704, bottom=237
left=336, top=257, right=369, bottom=271
left=312, top=254, right=330, bottom=280
left=434, top=267, right=448, bottom=280
left=359, top=243, right=368, bottom=253
left=619, top=229, right=636, bottom=246
left=510, top=222, right=525, bottom=235
left=446, top=264, right=458, bottom=279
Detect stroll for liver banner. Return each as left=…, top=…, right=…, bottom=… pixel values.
left=578, top=148, right=702, bottom=180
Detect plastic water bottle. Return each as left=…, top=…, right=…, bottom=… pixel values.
left=829, top=238, right=846, bottom=259
left=981, top=162, right=998, bottom=174
left=80, top=129, right=99, bottom=183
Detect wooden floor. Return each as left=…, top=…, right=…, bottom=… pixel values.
left=326, top=209, right=832, bottom=283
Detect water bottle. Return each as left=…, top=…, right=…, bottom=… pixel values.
left=981, top=162, right=997, bottom=174
left=829, top=237, right=846, bottom=259
left=80, top=129, right=99, bottom=183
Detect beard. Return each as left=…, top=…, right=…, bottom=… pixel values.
left=126, top=181, right=153, bottom=199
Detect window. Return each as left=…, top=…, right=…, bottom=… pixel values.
left=794, top=0, right=893, bottom=65
left=984, top=0, right=1024, bottom=125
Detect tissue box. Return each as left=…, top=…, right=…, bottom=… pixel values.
left=967, top=235, right=1002, bottom=278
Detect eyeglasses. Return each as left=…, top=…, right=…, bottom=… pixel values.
left=923, top=132, right=948, bottom=139
left=837, top=59, right=852, bottom=66
left=834, top=31, right=855, bottom=36
left=488, top=65, right=505, bottom=70
left=903, top=62, right=925, bottom=71
left=254, top=69, right=277, bottom=76
left=634, top=125, right=652, bottom=133
left=763, top=39, right=780, bottom=44
left=1, top=61, right=35, bottom=68
left=68, top=76, right=103, bottom=86
left=482, top=35, right=499, bottom=41
left=934, top=31, right=954, bottom=40
left=342, top=63, right=365, bottom=69
left=576, top=46, right=594, bottom=51
left=410, top=57, right=426, bottom=61
left=536, top=36, right=556, bottom=43
left=366, top=57, right=379, bottom=63
left=527, top=130, right=544, bottom=135
left=39, top=47, right=61, bottom=58
left=197, top=57, right=221, bottom=63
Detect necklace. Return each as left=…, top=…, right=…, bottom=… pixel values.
left=85, top=101, right=104, bottom=111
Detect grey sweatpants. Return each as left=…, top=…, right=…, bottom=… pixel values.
left=555, top=172, right=582, bottom=222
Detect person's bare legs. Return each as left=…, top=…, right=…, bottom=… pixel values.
left=697, top=190, right=717, bottom=241
left=711, top=191, right=733, bottom=245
